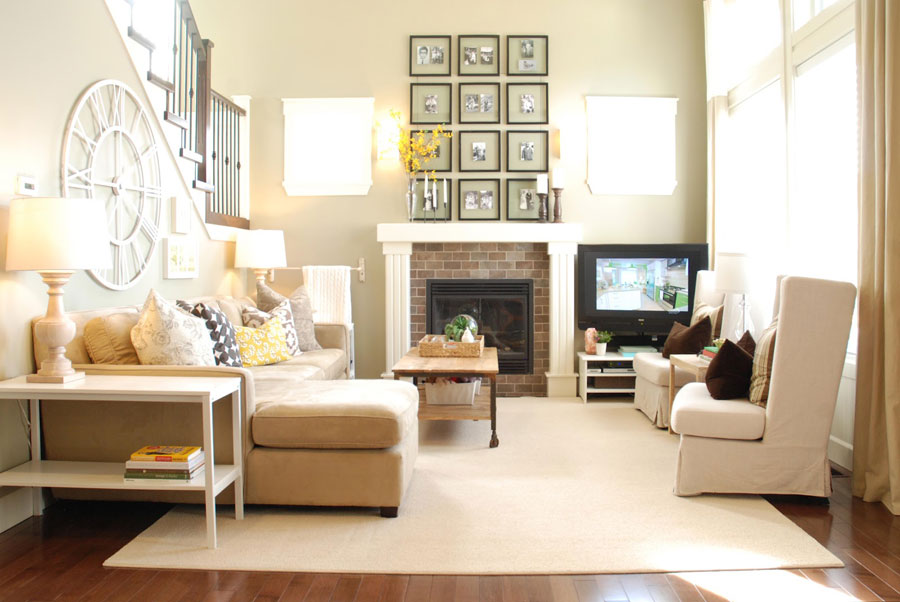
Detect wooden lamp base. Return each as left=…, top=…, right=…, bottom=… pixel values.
left=28, top=271, right=84, bottom=384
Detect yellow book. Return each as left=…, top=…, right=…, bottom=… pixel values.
left=130, top=445, right=201, bottom=463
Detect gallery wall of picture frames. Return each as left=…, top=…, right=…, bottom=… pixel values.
left=408, top=34, right=551, bottom=221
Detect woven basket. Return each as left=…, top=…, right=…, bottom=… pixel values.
left=417, top=334, right=485, bottom=358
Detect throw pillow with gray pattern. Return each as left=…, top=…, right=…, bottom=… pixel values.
left=131, top=290, right=216, bottom=366
left=177, top=301, right=244, bottom=367
left=242, top=300, right=302, bottom=356
left=256, top=282, right=322, bottom=351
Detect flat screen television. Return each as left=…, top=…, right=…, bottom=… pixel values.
left=577, top=243, right=709, bottom=340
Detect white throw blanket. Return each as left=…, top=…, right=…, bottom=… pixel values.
left=301, top=265, right=352, bottom=325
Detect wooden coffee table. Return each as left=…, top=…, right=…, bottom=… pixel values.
left=392, top=347, right=500, bottom=448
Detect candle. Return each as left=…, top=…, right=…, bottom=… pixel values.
left=424, top=171, right=428, bottom=192
left=552, top=167, right=566, bottom=189
left=432, top=180, right=437, bottom=206
left=537, top=173, right=548, bottom=194
left=443, top=179, right=448, bottom=206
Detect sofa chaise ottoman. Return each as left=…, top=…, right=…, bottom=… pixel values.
left=31, top=295, right=419, bottom=516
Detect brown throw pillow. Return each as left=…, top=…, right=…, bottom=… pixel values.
left=749, top=319, right=778, bottom=407
left=736, top=330, right=756, bottom=356
left=705, top=340, right=754, bottom=399
left=661, top=317, right=712, bottom=359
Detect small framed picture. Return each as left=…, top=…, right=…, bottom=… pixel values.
left=459, top=82, right=500, bottom=124
left=458, top=35, right=500, bottom=76
left=506, top=130, right=548, bottom=172
left=507, top=35, right=548, bottom=76
left=458, top=130, right=501, bottom=172
left=506, top=82, right=548, bottom=124
left=411, top=130, right=453, bottom=172
left=506, top=178, right=541, bottom=221
left=410, top=83, right=452, bottom=124
left=411, top=176, right=452, bottom=221
left=163, top=237, right=199, bottom=279
left=458, top=179, right=501, bottom=221
left=410, top=35, right=452, bottom=76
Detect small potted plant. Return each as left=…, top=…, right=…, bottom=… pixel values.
left=595, top=330, right=613, bottom=356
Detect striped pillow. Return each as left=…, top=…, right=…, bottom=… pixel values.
left=749, top=319, right=778, bottom=407
left=691, top=302, right=724, bottom=344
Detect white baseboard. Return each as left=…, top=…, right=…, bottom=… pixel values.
left=828, top=435, right=853, bottom=471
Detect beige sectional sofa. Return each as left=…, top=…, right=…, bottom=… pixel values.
left=33, top=295, right=419, bottom=517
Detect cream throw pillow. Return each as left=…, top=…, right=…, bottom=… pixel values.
left=130, top=290, right=216, bottom=366
left=234, top=316, right=294, bottom=367
left=691, top=302, right=724, bottom=344
left=749, top=319, right=778, bottom=407
left=256, top=282, right=322, bottom=351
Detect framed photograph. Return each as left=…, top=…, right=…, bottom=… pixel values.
left=459, top=82, right=500, bottom=124
left=506, top=178, right=541, bottom=221
left=506, top=82, right=548, bottom=124
left=410, top=83, right=452, bottom=124
left=507, top=35, right=548, bottom=76
left=458, top=35, right=500, bottom=76
left=410, top=35, right=451, bottom=76
left=411, top=130, right=453, bottom=172
left=458, top=130, right=501, bottom=172
left=458, top=179, right=501, bottom=221
left=506, top=130, right=548, bottom=172
left=163, top=237, right=199, bottom=279
left=411, top=176, right=452, bottom=221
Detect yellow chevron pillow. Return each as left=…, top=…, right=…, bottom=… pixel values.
left=234, top=316, right=293, bottom=367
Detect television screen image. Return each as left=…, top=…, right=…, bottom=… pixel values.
left=594, top=257, right=689, bottom=312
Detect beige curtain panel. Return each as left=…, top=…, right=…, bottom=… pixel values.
left=854, top=0, right=900, bottom=515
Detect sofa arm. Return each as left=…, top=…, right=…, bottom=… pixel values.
left=314, top=323, right=354, bottom=379
left=73, top=363, right=257, bottom=469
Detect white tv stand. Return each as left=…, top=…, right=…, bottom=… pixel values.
left=577, top=351, right=637, bottom=402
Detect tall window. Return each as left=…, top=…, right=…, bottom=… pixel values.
left=707, top=0, right=857, bottom=336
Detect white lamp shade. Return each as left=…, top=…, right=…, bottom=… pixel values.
left=6, top=197, right=111, bottom=271
left=234, top=229, right=287, bottom=269
left=715, top=252, right=752, bottom=293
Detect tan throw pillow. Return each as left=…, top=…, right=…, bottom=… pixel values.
left=234, top=316, right=294, bottom=367
left=692, top=302, right=724, bottom=343
left=749, top=319, right=778, bottom=407
left=83, top=313, right=140, bottom=364
left=242, top=301, right=301, bottom=356
left=257, top=282, right=322, bottom=351
left=130, top=290, right=216, bottom=366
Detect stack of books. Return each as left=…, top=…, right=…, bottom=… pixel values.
left=124, top=445, right=205, bottom=481
left=701, top=345, right=719, bottom=360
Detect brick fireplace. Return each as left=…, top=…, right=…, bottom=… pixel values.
left=376, top=223, right=583, bottom=397
left=410, top=243, right=549, bottom=396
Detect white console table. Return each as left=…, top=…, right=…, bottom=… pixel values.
left=0, top=374, right=243, bottom=549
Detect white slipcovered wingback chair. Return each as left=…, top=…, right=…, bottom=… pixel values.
left=670, top=276, right=856, bottom=497
left=633, top=270, right=724, bottom=428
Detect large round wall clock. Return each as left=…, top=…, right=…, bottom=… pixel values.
left=61, top=79, right=162, bottom=290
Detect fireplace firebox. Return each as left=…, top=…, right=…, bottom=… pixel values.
left=426, top=279, right=534, bottom=374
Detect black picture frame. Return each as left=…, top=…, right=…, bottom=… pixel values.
left=506, top=178, right=541, bottom=221
left=411, top=176, right=453, bottom=221
left=458, top=130, right=501, bottom=172
left=459, top=82, right=501, bottom=124
left=506, top=82, right=548, bottom=124
left=411, top=130, right=453, bottom=172
left=458, top=35, right=500, bottom=76
left=506, top=130, right=548, bottom=172
left=410, top=35, right=452, bottom=76
left=507, top=35, right=548, bottom=76
left=410, top=83, right=453, bottom=125
left=458, top=179, right=501, bottom=221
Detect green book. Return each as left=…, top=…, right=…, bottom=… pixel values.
left=123, top=470, right=201, bottom=480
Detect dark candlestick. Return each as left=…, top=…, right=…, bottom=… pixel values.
left=552, top=188, right=564, bottom=223
left=537, top=193, right=549, bottom=223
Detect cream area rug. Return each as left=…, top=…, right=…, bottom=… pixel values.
left=104, top=398, right=841, bottom=574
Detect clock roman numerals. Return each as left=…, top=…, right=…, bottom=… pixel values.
left=139, top=216, right=159, bottom=243
left=88, top=90, right=110, bottom=133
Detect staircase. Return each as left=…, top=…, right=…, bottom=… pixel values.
left=106, top=0, right=249, bottom=234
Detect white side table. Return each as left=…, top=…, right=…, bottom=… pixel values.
left=668, top=354, right=711, bottom=434
left=577, top=351, right=637, bottom=402
left=0, top=374, right=243, bottom=549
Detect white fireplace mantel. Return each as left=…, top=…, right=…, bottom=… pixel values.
left=376, top=222, right=584, bottom=397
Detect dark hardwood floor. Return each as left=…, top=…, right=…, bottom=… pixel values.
left=0, top=472, right=898, bottom=601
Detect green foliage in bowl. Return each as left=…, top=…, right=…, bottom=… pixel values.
left=444, top=314, right=478, bottom=342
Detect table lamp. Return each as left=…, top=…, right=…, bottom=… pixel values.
left=715, top=252, right=754, bottom=340
left=6, top=197, right=111, bottom=383
left=234, top=229, right=287, bottom=283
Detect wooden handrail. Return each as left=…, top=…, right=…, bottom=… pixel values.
left=211, top=90, right=247, bottom=117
